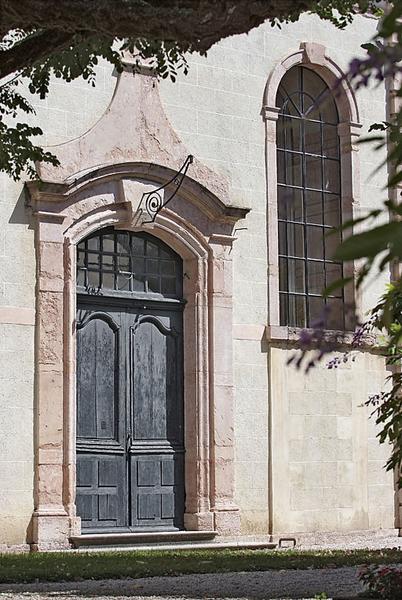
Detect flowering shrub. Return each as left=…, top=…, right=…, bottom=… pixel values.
left=358, top=564, right=402, bottom=599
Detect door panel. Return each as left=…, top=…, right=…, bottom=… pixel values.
left=131, top=315, right=182, bottom=443
left=129, top=310, right=184, bottom=529
left=130, top=453, right=184, bottom=528
left=77, top=315, right=119, bottom=441
left=76, top=305, right=127, bottom=531
left=76, top=454, right=126, bottom=529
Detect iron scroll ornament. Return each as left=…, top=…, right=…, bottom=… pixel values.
left=140, top=155, right=194, bottom=224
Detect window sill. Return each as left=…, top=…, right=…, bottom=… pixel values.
left=264, top=325, right=379, bottom=352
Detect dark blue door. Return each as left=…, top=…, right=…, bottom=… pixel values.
left=75, top=229, right=184, bottom=532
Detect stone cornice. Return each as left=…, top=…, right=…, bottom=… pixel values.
left=26, top=162, right=250, bottom=226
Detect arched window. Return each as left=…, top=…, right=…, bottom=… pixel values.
left=76, top=228, right=183, bottom=298
left=276, top=66, right=344, bottom=330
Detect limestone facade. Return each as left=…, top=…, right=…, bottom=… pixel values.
left=0, top=12, right=399, bottom=549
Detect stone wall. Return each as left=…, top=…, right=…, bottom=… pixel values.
left=0, top=62, right=116, bottom=547
left=269, top=348, right=394, bottom=534
left=159, top=12, right=392, bottom=535
left=0, top=174, right=36, bottom=547
left=0, top=11, right=396, bottom=545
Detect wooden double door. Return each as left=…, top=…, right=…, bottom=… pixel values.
left=75, top=295, right=185, bottom=532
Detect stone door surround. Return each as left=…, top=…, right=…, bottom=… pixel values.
left=24, top=59, right=249, bottom=549
left=27, top=163, right=249, bottom=549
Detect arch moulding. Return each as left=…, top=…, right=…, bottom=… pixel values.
left=27, top=162, right=249, bottom=550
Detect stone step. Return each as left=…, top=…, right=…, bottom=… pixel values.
left=70, top=530, right=217, bottom=549
left=71, top=539, right=278, bottom=552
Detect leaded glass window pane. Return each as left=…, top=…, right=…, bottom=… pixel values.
left=276, top=66, right=345, bottom=329
left=76, top=228, right=182, bottom=298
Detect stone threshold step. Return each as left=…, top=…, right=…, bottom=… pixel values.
left=70, top=530, right=217, bottom=549
left=72, top=540, right=278, bottom=552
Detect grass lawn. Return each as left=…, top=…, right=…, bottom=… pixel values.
left=0, top=548, right=401, bottom=584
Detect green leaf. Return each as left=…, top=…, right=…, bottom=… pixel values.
left=323, top=277, right=354, bottom=298
left=339, top=210, right=382, bottom=232
left=334, top=222, right=402, bottom=261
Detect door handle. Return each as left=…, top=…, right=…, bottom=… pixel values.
left=126, top=432, right=132, bottom=454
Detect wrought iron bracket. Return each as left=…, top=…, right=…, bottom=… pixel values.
left=138, top=155, right=194, bottom=224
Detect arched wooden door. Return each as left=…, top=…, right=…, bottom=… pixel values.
left=75, top=228, right=185, bottom=532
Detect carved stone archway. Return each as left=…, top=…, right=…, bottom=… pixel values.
left=24, top=57, right=250, bottom=549
left=27, top=162, right=248, bottom=549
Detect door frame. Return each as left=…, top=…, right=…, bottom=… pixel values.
left=28, top=163, right=249, bottom=549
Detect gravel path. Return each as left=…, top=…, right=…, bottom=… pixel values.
left=0, top=567, right=366, bottom=600
left=295, top=533, right=402, bottom=552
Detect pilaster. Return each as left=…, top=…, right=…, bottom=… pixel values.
left=31, top=212, right=72, bottom=550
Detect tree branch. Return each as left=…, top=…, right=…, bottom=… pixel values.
left=0, top=29, right=76, bottom=79
left=0, top=1, right=312, bottom=60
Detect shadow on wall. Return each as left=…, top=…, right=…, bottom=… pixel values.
left=8, top=187, right=33, bottom=228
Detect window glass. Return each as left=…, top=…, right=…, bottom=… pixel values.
left=304, top=120, right=321, bottom=155
left=305, top=191, right=323, bottom=224
left=286, top=224, right=305, bottom=258
left=277, top=187, right=303, bottom=222
left=279, top=116, right=302, bottom=151
left=76, top=228, right=182, bottom=298
left=276, top=66, right=345, bottom=329
left=306, top=226, right=324, bottom=259
left=307, top=261, right=325, bottom=295
left=305, top=155, right=322, bottom=190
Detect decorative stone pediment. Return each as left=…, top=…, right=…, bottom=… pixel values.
left=28, top=161, right=248, bottom=236
left=35, top=62, right=243, bottom=218
left=27, top=166, right=249, bottom=256
left=28, top=63, right=249, bottom=243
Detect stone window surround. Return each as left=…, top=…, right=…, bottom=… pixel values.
left=27, top=163, right=249, bottom=550
left=263, top=42, right=362, bottom=342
